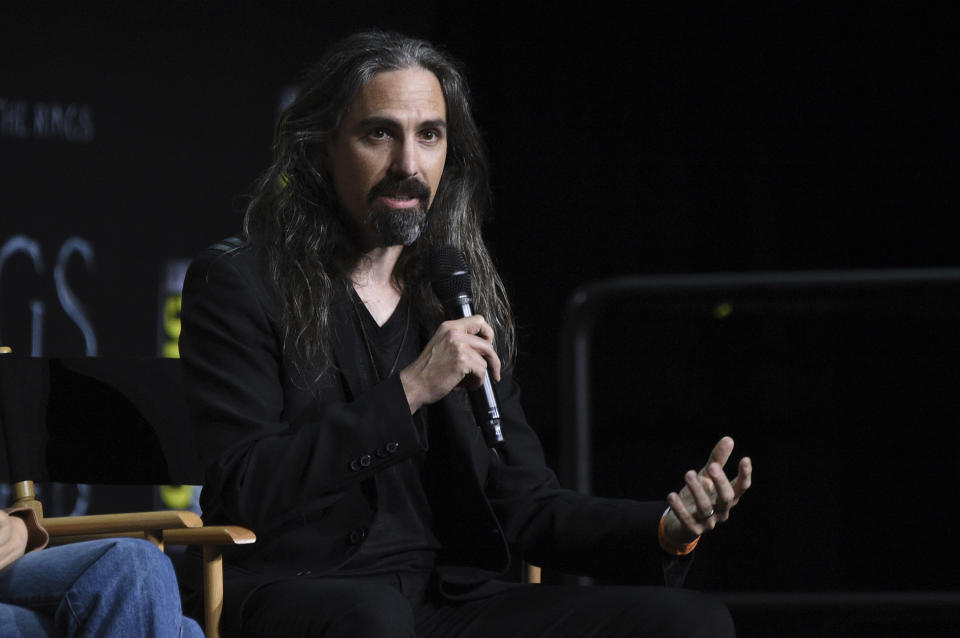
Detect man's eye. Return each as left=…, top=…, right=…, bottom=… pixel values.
left=369, top=128, right=389, bottom=140
left=421, top=129, right=441, bottom=142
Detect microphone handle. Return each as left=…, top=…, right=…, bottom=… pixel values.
left=450, top=299, right=505, bottom=448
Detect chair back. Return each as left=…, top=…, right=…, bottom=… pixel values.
left=1, top=356, right=204, bottom=496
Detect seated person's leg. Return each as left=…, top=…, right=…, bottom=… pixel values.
left=416, top=584, right=735, bottom=638
left=0, top=537, right=202, bottom=638
left=242, top=576, right=416, bottom=638
left=0, top=601, right=55, bottom=637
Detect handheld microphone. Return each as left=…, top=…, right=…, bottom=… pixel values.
left=430, top=245, right=505, bottom=449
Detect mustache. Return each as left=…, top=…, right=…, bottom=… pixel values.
left=367, top=176, right=431, bottom=203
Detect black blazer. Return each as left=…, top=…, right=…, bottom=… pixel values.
left=179, top=240, right=674, bottom=633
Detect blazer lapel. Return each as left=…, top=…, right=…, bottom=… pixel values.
left=330, top=293, right=366, bottom=401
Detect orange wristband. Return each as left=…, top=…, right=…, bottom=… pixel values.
left=658, top=513, right=699, bottom=556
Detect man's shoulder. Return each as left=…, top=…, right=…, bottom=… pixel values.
left=188, top=235, right=257, bottom=278
left=198, top=235, right=253, bottom=265
left=206, top=235, right=246, bottom=255
left=184, top=235, right=271, bottom=301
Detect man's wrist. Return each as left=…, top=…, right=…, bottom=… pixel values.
left=399, top=368, right=424, bottom=414
left=658, top=510, right=700, bottom=556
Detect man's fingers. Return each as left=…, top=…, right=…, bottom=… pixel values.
left=705, top=436, right=734, bottom=471
left=463, top=355, right=490, bottom=390
left=708, top=463, right=737, bottom=522
left=471, top=315, right=495, bottom=342
left=667, top=445, right=751, bottom=539
left=455, top=340, right=503, bottom=390
left=731, top=457, right=753, bottom=496
left=667, top=492, right=701, bottom=533
left=447, top=315, right=495, bottom=343
left=463, top=333, right=501, bottom=382
left=443, top=317, right=501, bottom=382
left=684, top=471, right=717, bottom=529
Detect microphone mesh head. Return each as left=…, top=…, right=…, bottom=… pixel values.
left=430, top=245, right=472, bottom=302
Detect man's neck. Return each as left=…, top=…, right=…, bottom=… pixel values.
left=350, top=245, right=404, bottom=327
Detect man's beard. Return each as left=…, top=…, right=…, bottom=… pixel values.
left=366, top=175, right=431, bottom=247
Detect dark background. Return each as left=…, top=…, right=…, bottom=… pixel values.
left=2, top=4, right=958, bottom=635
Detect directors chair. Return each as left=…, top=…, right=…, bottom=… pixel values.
left=0, top=352, right=254, bottom=638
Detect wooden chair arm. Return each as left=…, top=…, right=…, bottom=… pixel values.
left=48, top=525, right=256, bottom=547
left=42, top=510, right=202, bottom=536
left=163, top=525, right=256, bottom=546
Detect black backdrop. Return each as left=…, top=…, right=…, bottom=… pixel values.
left=2, top=4, right=958, bottom=633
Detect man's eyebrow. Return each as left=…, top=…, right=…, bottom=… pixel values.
left=355, top=116, right=447, bottom=130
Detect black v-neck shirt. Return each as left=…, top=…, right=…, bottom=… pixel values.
left=336, top=294, right=441, bottom=580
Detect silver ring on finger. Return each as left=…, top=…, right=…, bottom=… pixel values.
left=696, top=509, right=715, bottom=522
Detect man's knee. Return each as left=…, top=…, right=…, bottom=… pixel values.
left=242, top=579, right=416, bottom=638
left=331, top=585, right=415, bottom=637
left=686, top=592, right=734, bottom=637
left=642, top=588, right=735, bottom=638
left=570, top=586, right=734, bottom=638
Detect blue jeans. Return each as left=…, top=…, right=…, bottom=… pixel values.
left=0, top=537, right=203, bottom=637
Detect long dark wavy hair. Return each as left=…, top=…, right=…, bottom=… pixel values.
left=243, top=30, right=515, bottom=377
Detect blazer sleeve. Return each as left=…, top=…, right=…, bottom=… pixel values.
left=179, top=248, right=425, bottom=533
left=485, top=374, right=683, bottom=585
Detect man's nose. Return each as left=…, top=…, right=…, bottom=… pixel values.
left=390, top=140, right=419, bottom=178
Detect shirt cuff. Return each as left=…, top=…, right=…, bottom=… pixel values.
left=658, top=509, right=699, bottom=556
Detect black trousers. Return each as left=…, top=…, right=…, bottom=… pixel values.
left=240, top=573, right=734, bottom=638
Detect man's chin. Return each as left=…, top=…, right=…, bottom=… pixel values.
left=368, top=204, right=427, bottom=247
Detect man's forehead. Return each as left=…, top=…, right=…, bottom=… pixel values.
left=345, top=67, right=447, bottom=122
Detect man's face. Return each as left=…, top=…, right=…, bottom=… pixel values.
left=326, top=67, right=448, bottom=249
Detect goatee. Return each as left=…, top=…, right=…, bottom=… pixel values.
left=366, top=175, right=432, bottom=246
left=368, top=203, right=427, bottom=246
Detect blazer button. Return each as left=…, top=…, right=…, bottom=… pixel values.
left=386, top=441, right=399, bottom=454
left=376, top=447, right=388, bottom=458
left=359, top=454, right=372, bottom=467
left=348, top=527, right=368, bottom=544
left=349, top=459, right=361, bottom=471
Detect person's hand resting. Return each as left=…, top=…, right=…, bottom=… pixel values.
left=662, top=436, right=752, bottom=546
left=0, top=509, right=29, bottom=571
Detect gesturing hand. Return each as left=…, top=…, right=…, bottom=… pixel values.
left=400, top=315, right=501, bottom=414
left=662, top=436, right=752, bottom=544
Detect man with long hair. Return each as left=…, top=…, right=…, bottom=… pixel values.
left=180, top=30, right=751, bottom=637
